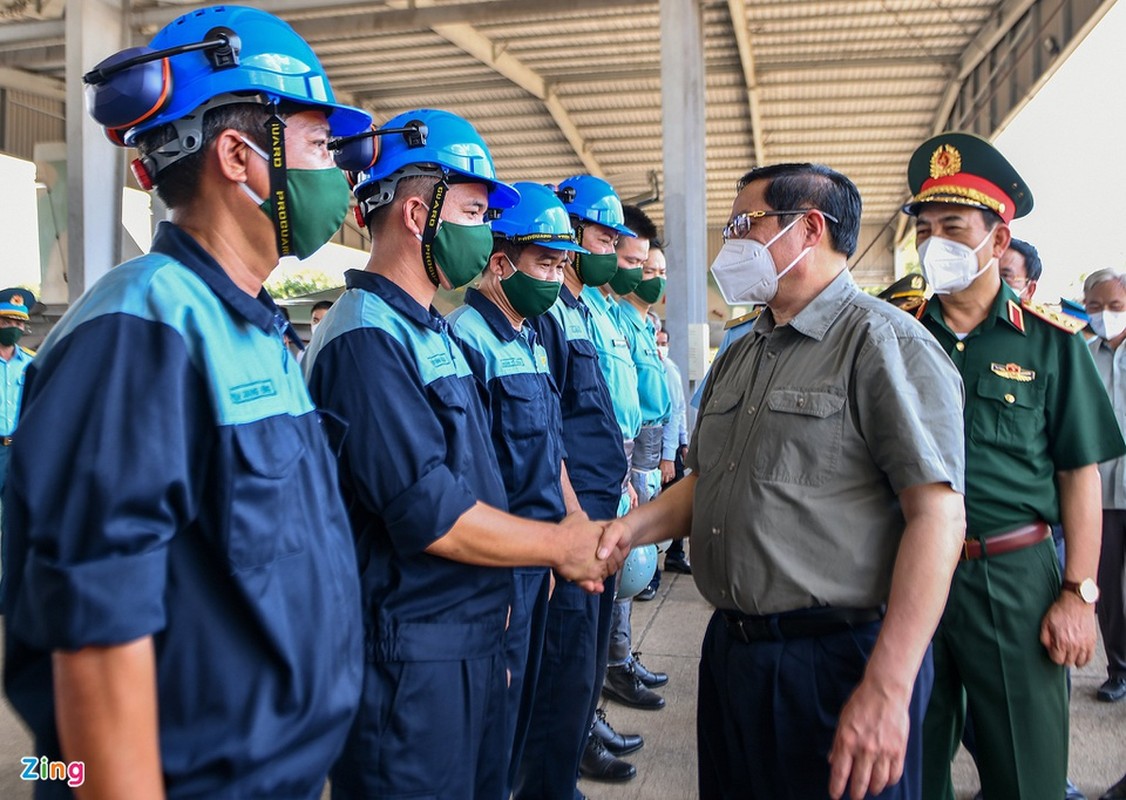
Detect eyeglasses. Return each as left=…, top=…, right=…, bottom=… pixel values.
left=722, top=208, right=839, bottom=242
left=1000, top=274, right=1029, bottom=288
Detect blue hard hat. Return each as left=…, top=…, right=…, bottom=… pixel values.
left=558, top=175, right=636, bottom=238
left=352, top=108, right=518, bottom=217
left=491, top=182, right=589, bottom=254
left=616, top=545, right=658, bottom=600
left=85, top=5, right=370, bottom=146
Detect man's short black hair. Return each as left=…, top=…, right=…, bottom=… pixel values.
left=134, top=103, right=279, bottom=210
left=1006, top=237, right=1042, bottom=282
left=621, top=204, right=658, bottom=244
left=365, top=175, right=436, bottom=237
left=491, top=238, right=532, bottom=265
left=735, top=163, right=862, bottom=258
left=311, top=300, right=334, bottom=312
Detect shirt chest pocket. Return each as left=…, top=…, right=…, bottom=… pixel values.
left=428, top=376, right=476, bottom=473
left=695, top=388, right=746, bottom=473
left=751, top=388, right=846, bottom=487
left=227, top=423, right=305, bottom=570
left=428, top=376, right=471, bottom=427
left=566, top=338, right=602, bottom=394
left=969, top=376, right=1045, bottom=455
left=497, top=374, right=547, bottom=440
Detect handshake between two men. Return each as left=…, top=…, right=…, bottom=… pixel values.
left=554, top=476, right=698, bottom=594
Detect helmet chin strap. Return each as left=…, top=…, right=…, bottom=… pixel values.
left=418, top=176, right=449, bottom=287
left=571, top=221, right=586, bottom=281
left=264, top=105, right=292, bottom=258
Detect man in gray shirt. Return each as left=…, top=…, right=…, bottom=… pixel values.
left=600, top=163, right=966, bottom=800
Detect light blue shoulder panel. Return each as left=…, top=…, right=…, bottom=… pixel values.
left=41, top=253, right=313, bottom=426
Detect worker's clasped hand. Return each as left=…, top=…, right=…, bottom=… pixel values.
left=556, top=512, right=628, bottom=594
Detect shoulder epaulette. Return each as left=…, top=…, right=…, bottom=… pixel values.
left=724, top=307, right=763, bottom=329
left=19, top=345, right=35, bottom=357
left=1021, top=300, right=1087, bottom=335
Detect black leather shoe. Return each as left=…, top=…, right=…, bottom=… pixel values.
left=1097, top=676, right=1126, bottom=702
left=631, top=652, right=668, bottom=688
left=602, top=662, right=665, bottom=709
left=664, top=555, right=692, bottom=574
left=635, top=581, right=658, bottom=601
left=579, top=734, right=636, bottom=782
left=1101, top=771, right=1126, bottom=800
left=591, top=707, right=643, bottom=755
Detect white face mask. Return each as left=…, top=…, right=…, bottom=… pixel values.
left=1089, top=310, right=1126, bottom=341
left=656, top=345, right=669, bottom=360
left=917, top=229, right=996, bottom=295
left=709, top=214, right=809, bottom=305
left=310, top=320, right=321, bottom=336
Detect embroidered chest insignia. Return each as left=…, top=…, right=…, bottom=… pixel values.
left=990, top=362, right=1035, bottom=382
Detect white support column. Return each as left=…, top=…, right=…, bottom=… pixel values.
left=65, top=0, right=126, bottom=303
left=660, top=0, right=709, bottom=409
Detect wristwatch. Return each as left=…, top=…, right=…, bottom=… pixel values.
left=1062, top=578, right=1100, bottom=604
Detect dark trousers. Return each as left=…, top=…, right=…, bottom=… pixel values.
left=0, top=443, right=10, bottom=605
left=514, top=495, right=618, bottom=800
left=504, top=567, right=552, bottom=794
left=332, top=650, right=508, bottom=799
left=512, top=579, right=600, bottom=800
left=698, top=610, right=931, bottom=800
left=1099, top=509, right=1126, bottom=679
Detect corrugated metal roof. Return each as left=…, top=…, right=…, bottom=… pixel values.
left=0, top=0, right=1110, bottom=287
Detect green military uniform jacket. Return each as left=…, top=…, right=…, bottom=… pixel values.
left=921, top=281, right=1125, bottom=537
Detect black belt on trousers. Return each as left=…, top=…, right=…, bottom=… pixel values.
left=722, top=606, right=884, bottom=644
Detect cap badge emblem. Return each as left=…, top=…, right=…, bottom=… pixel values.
left=930, top=144, right=962, bottom=179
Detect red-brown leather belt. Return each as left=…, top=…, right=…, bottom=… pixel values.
left=961, top=521, right=1051, bottom=561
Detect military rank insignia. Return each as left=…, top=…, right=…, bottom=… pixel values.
left=990, top=362, right=1035, bottom=382
left=1021, top=300, right=1089, bottom=334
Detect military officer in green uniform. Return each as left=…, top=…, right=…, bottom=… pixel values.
left=878, top=274, right=928, bottom=320
left=904, top=132, right=1126, bottom=800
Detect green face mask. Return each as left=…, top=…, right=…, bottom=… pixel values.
left=575, top=252, right=619, bottom=287
left=608, top=266, right=643, bottom=295
left=500, top=258, right=562, bottom=319
left=239, top=137, right=352, bottom=261
left=634, top=276, right=666, bottom=304
left=0, top=327, right=24, bottom=347
left=429, top=220, right=494, bottom=288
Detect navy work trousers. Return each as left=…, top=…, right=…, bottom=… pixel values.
left=514, top=495, right=618, bottom=800
left=503, top=567, right=552, bottom=795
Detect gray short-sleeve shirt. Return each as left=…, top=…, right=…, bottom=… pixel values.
left=687, top=270, right=965, bottom=615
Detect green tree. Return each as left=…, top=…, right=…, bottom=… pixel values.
left=264, top=270, right=337, bottom=299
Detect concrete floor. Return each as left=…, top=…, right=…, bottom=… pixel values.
left=0, top=566, right=1123, bottom=798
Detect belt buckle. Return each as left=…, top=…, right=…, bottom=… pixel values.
left=960, top=539, right=971, bottom=561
